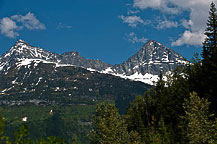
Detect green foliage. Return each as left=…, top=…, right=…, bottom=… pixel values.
left=182, top=92, right=217, bottom=144
left=128, top=131, right=141, bottom=144
left=157, top=116, right=170, bottom=144
left=71, top=133, right=78, bottom=144
left=88, top=103, right=130, bottom=144
left=185, top=53, right=203, bottom=95
left=0, top=116, right=11, bottom=144
left=88, top=103, right=144, bottom=144
left=0, top=115, right=4, bottom=135
left=203, top=1, right=217, bottom=60
left=36, top=136, right=65, bottom=144
left=201, top=1, right=217, bottom=114
left=14, top=125, right=33, bottom=144
left=45, top=110, right=64, bottom=138
left=0, top=104, right=97, bottom=144
left=125, top=94, right=153, bottom=141
left=0, top=115, right=65, bottom=144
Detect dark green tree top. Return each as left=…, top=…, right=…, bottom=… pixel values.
left=203, top=1, right=217, bottom=61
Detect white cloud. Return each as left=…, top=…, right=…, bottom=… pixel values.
left=133, top=0, right=181, bottom=14
left=119, top=15, right=150, bottom=27
left=157, top=20, right=178, bottom=29
left=134, top=0, right=162, bottom=9
left=128, top=32, right=147, bottom=43
left=11, top=12, right=45, bottom=30
left=0, top=12, right=45, bottom=38
left=171, top=30, right=206, bottom=46
left=181, top=19, right=193, bottom=29
left=133, top=0, right=217, bottom=46
left=0, top=17, right=20, bottom=38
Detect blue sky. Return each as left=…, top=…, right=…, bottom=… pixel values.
left=0, top=0, right=216, bottom=64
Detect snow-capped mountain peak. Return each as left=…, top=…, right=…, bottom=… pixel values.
left=100, top=40, right=187, bottom=85
left=2, top=39, right=58, bottom=61
left=15, top=39, right=30, bottom=45
left=112, top=40, right=186, bottom=76
left=0, top=39, right=187, bottom=85
left=0, top=40, right=111, bottom=73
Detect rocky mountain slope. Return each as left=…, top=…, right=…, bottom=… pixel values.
left=0, top=40, right=151, bottom=113
left=0, top=40, right=111, bottom=72
left=112, top=40, right=186, bottom=75
left=101, top=40, right=186, bottom=84
left=0, top=59, right=150, bottom=112
left=0, top=39, right=186, bottom=86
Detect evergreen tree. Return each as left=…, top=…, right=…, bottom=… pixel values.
left=157, top=116, right=170, bottom=144
left=125, top=93, right=155, bottom=142
left=183, top=92, right=217, bottom=143
left=202, top=1, right=217, bottom=114
left=88, top=103, right=131, bottom=144
left=185, top=53, right=203, bottom=95
left=203, top=2, right=217, bottom=61
left=128, top=131, right=142, bottom=144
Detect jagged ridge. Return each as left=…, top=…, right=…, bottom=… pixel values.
left=111, top=40, right=186, bottom=75
left=0, top=39, right=111, bottom=72
left=0, top=39, right=187, bottom=85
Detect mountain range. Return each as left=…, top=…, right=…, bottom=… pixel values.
left=0, top=39, right=186, bottom=143
left=0, top=39, right=186, bottom=109
left=0, top=39, right=186, bottom=85
left=0, top=39, right=154, bottom=112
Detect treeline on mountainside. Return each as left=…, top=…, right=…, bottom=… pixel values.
left=88, top=2, right=217, bottom=144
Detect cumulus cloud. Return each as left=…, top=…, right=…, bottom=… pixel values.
left=171, top=30, right=206, bottom=46
left=11, top=12, right=45, bottom=30
left=128, top=32, right=147, bottom=43
left=0, top=12, right=45, bottom=38
left=0, top=17, right=20, bottom=38
left=133, top=0, right=181, bottom=14
left=119, top=15, right=150, bottom=27
left=157, top=20, right=178, bottom=29
left=181, top=19, right=193, bottom=29
left=133, top=0, right=216, bottom=46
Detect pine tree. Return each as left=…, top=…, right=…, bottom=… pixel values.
left=125, top=94, right=153, bottom=142
left=183, top=92, right=217, bottom=143
left=128, top=131, right=142, bottom=144
left=202, top=1, right=217, bottom=114
left=88, top=103, right=130, bottom=144
left=157, top=116, right=170, bottom=144
left=185, top=53, right=203, bottom=95
left=203, top=2, right=217, bottom=61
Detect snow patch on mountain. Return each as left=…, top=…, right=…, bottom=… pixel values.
left=101, top=68, right=161, bottom=85
left=15, top=58, right=75, bottom=69
left=0, top=39, right=187, bottom=85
